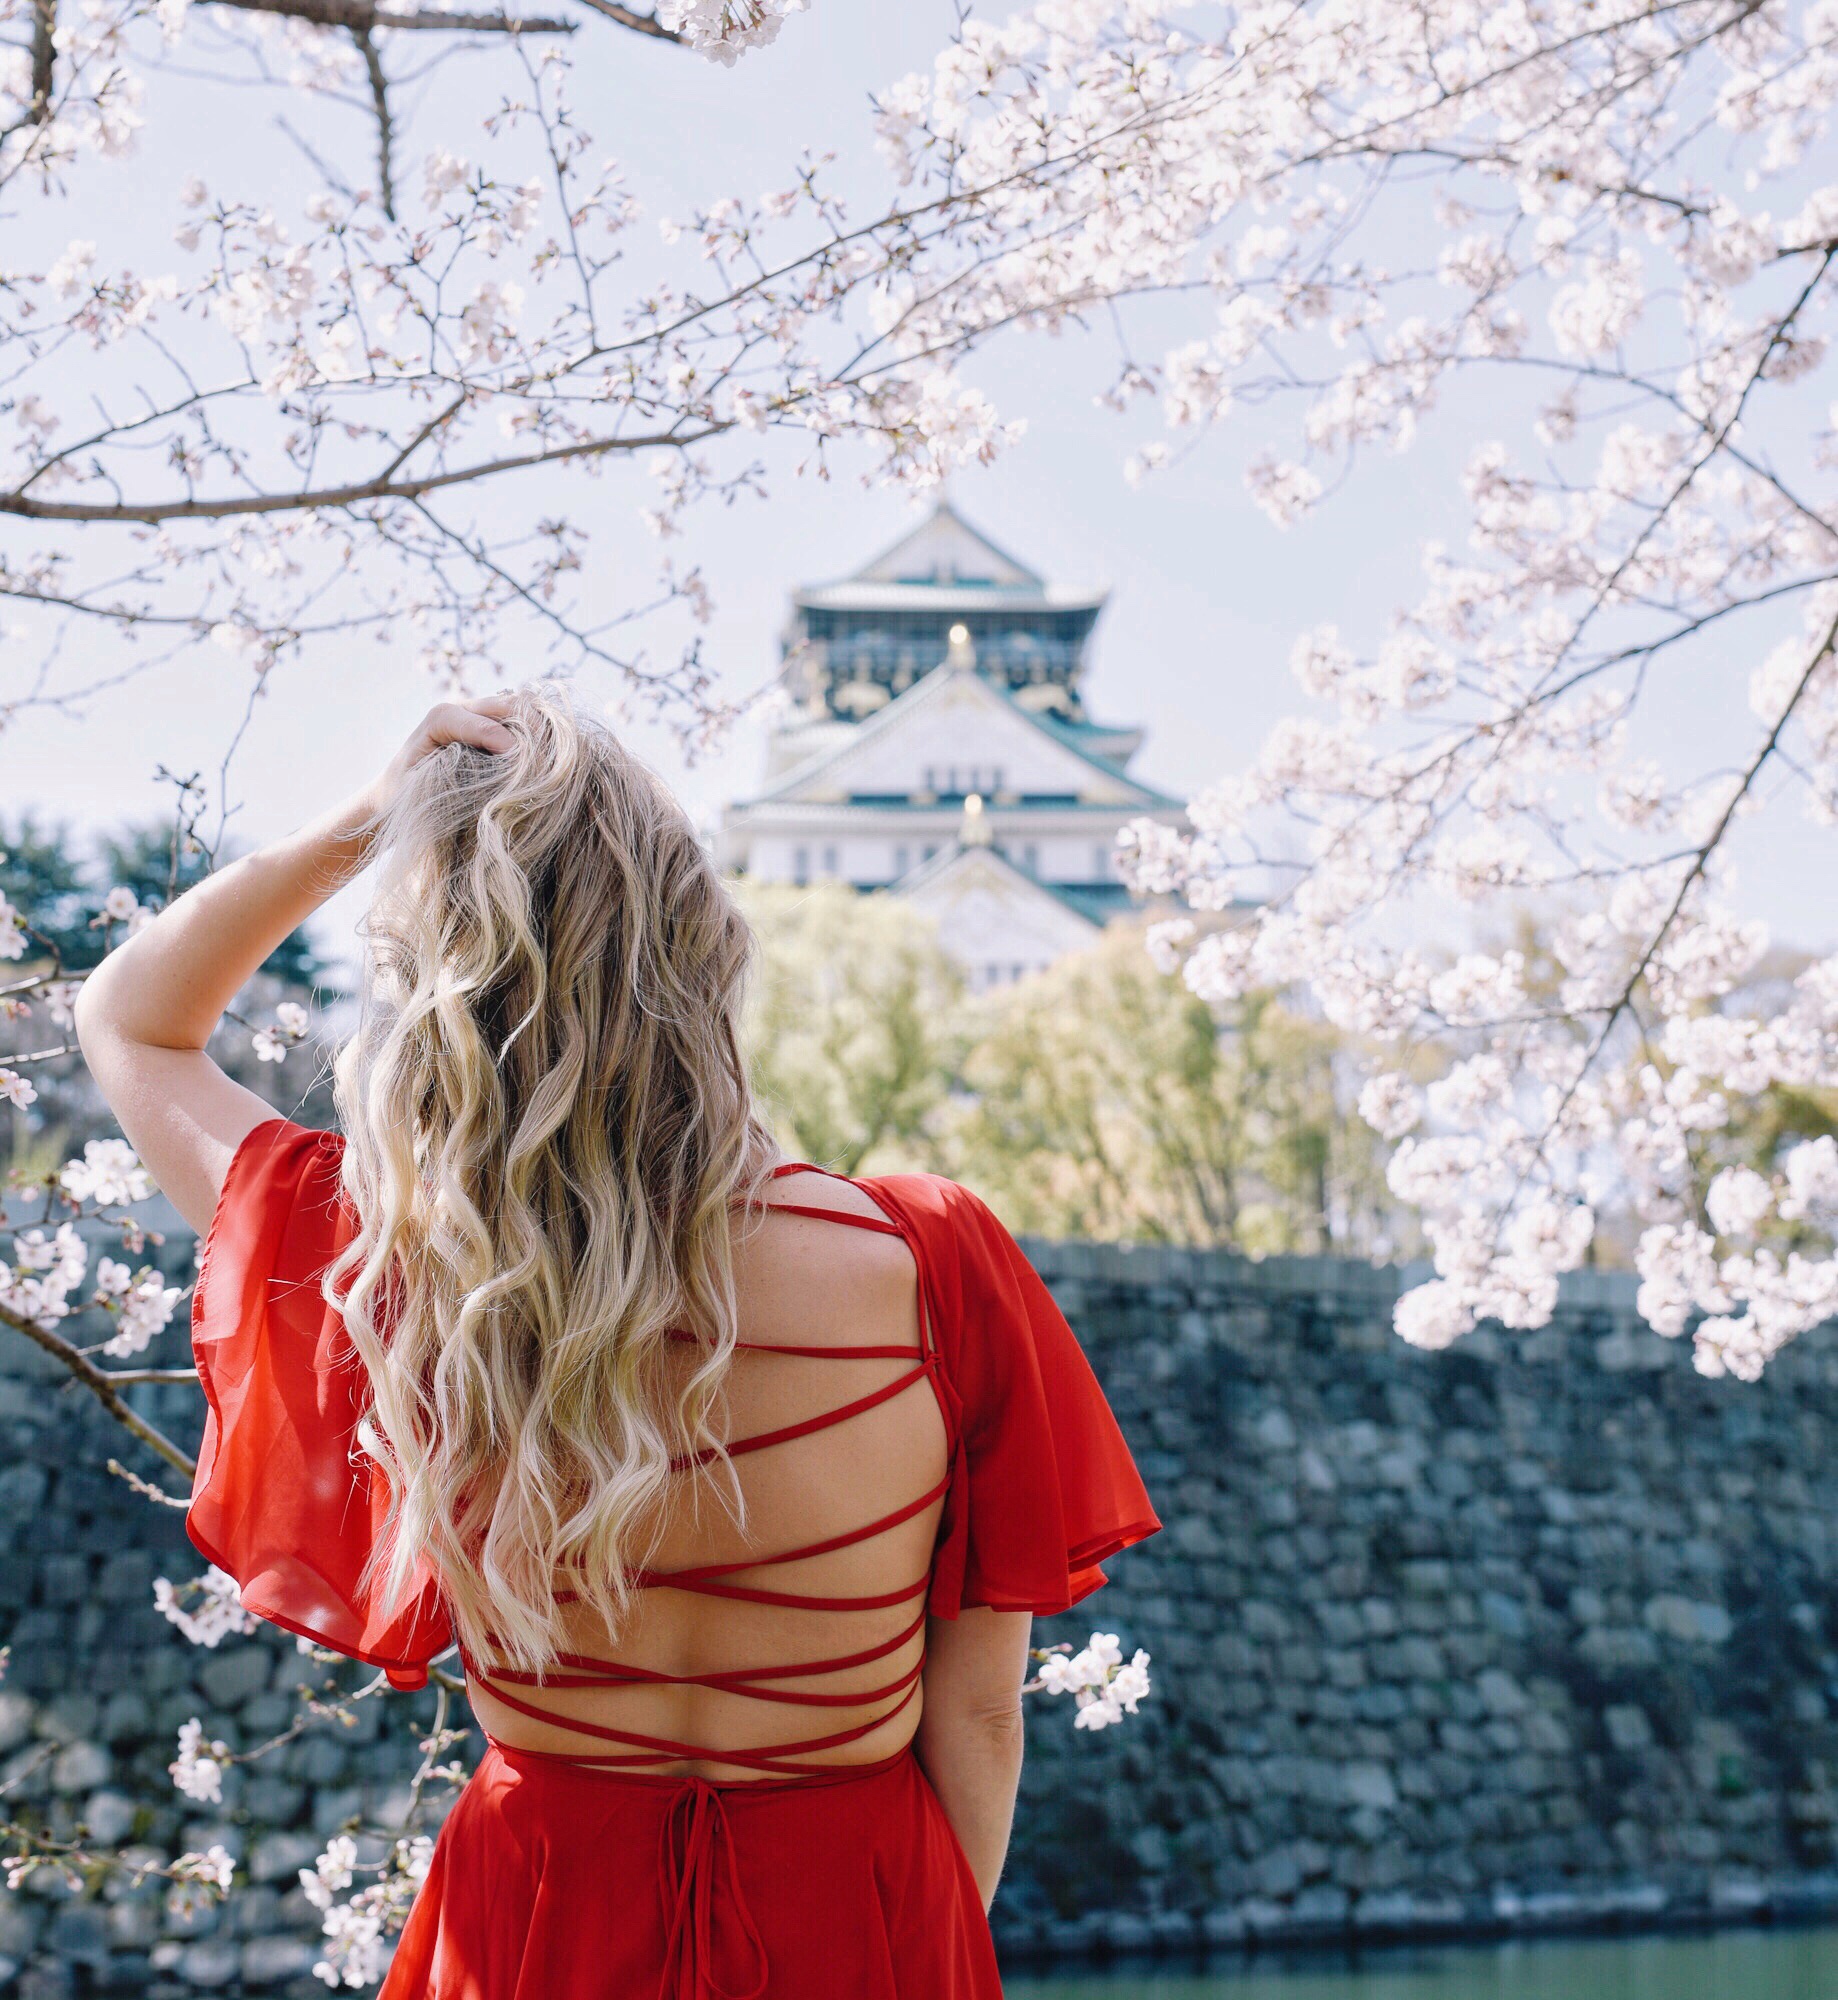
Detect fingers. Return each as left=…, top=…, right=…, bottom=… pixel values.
left=425, top=695, right=518, bottom=756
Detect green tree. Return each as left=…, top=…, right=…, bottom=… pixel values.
left=735, top=882, right=966, bottom=1177
left=1, top=813, right=101, bottom=972
left=1, top=817, right=340, bottom=1178
left=942, top=923, right=1395, bottom=1251
left=97, top=824, right=336, bottom=992
left=1, top=813, right=334, bottom=988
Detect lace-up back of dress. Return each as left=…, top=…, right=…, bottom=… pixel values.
left=462, top=1167, right=950, bottom=1784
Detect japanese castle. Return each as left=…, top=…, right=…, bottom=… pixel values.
left=718, top=501, right=1183, bottom=991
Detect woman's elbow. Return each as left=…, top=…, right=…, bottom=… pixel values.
left=959, top=1693, right=1026, bottom=1764
left=71, top=968, right=110, bottom=1052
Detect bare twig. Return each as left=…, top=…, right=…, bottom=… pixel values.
left=0, top=1306, right=197, bottom=1479
left=107, top=1457, right=191, bottom=1507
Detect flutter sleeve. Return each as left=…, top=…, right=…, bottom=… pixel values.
left=916, top=1180, right=1160, bottom=1619
left=186, top=1116, right=450, bottom=1689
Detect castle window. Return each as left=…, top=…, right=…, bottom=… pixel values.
left=1092, top=843, right=1112, bottom=879
left=822, top=844, right=839, bottom=876
left=922, top=843, right=938, bottom=863
left=793, top=846, right=810, bottom=886
left=1022, top=843, right=1039, bottom=876
left=893, top=844, right=909, bottom=877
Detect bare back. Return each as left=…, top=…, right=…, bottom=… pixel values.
left=464, top=1168, right=950, bottom=1783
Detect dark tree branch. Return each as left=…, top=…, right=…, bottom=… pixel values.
left=0, top=423, right=723, bottom=522
left=27, top=0, right=54, bottom=124
left=202, top=0, right=576, bottom=31
left=567, top=0, right=679, bottom=39
left=352, top=24, right=398, bottom=220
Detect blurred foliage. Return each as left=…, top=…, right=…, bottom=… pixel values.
left=738, top=885, right=1403, bottom=1254
left=0, top=815, right=339, bottom=1180
left=734, top=881, right=968, bottom=1177
left=948, top=926, right=1398, bottom=1253
left=2, top=811, right=333, bottom=987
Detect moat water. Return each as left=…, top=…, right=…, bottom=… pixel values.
left=1004, top=1924, right=1838, bottom=1998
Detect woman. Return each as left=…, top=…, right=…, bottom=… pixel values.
left=75, top=686, right=1159, bottom=1999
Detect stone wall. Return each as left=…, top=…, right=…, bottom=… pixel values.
left=1001, top=1242, right=1838, bottom=1959
left=0, top=1320, right=448, bottom=2000
left=9, top=1238, right=1838, bottom=1992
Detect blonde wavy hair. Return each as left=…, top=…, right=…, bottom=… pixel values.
left=326, top=683, right=779, bottom=1673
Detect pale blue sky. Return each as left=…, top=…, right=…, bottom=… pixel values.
left=7, top=5, right=1829, bottom=971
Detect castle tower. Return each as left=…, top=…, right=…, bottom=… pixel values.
left=717, top=500, right=1182, bottom=991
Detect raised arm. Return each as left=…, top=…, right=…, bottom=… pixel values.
left=74, top=697, right=517, bottom=1237
left=915, top=1607, right=1033, bottom=1911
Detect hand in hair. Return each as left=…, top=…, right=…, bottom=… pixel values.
left=365, top=694, right=521, bottom=822
left=73, top=690, right=516, bottom=1238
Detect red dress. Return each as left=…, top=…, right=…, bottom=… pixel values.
left=188, top=1119, right=1160, bottom=2000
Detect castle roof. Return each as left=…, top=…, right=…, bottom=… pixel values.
left=743, top=649, right=1179, bottom=814
left=793, top=499, right=1106, bottom=617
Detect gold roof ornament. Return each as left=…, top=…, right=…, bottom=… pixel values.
left=959, top=790, right=994, bottom=847
left=946, top=621, right=975, bottom=672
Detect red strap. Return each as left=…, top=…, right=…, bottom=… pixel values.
left=468, top=1673, right=921, bottom=1775
left=694, top=1358, right=935, bottom=1468
left=628, top=1572, right=931, bottom=1613
left=493, top=1657, right=925, bottom=1714
left=635, top=1474, right=950, bottom=1587
left=666, top=1331, right=924, bottom=1361
left=474, top=1606, right=930, bottom=1698
left=657, top=1778, right=769, bottom=2000
left=749, top=1200, right=906, bottom=1236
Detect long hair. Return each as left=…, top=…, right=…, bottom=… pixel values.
left=326, top=683, right=778, bottom=1673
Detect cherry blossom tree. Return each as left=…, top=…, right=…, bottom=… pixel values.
left=1, top=0, right=1019, bottom=806
left=854, top=0, right=1838, bottom=1382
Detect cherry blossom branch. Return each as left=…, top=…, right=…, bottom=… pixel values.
left=0, top=1306, right=198, bottom=1478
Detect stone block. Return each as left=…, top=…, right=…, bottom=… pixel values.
left=177, top=1940, right=242, bottom=1987
left=197, top=1647, right=273, bottom=1711
left=242, top=1774, right=306, bottom=1824
left=1476, top=1670, right=1529, bottom=1718
left=1644, top=1594, right=1733, bottom=1645
left=1603, top=1704, right=1654, bottom=1752
left=16, top=1960, right=74, bottom=2000
left=48, top=1902, right=111, bottom=1965
left=100, top=1692, right=151, bottom=1744
left=1255, top=1407, right=1298, bottom=1451
left=82, top=1789, right=139, bottom=1845
left=50, top=1739, right=111, bottom=1793
left=0, top=1690, right=34, bottom=1753
left=107, top=1897, right=163, bottom=1949
left=1342, top=1762, right=1399, bottom=1811
left=36, top=1692, right=99, bottom=1745
left=0, top=1893, right=44, bottom=1957
left=38, top=1554, right=89, bottom=1605
left=241, top=1935, right=320, bottom=1986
